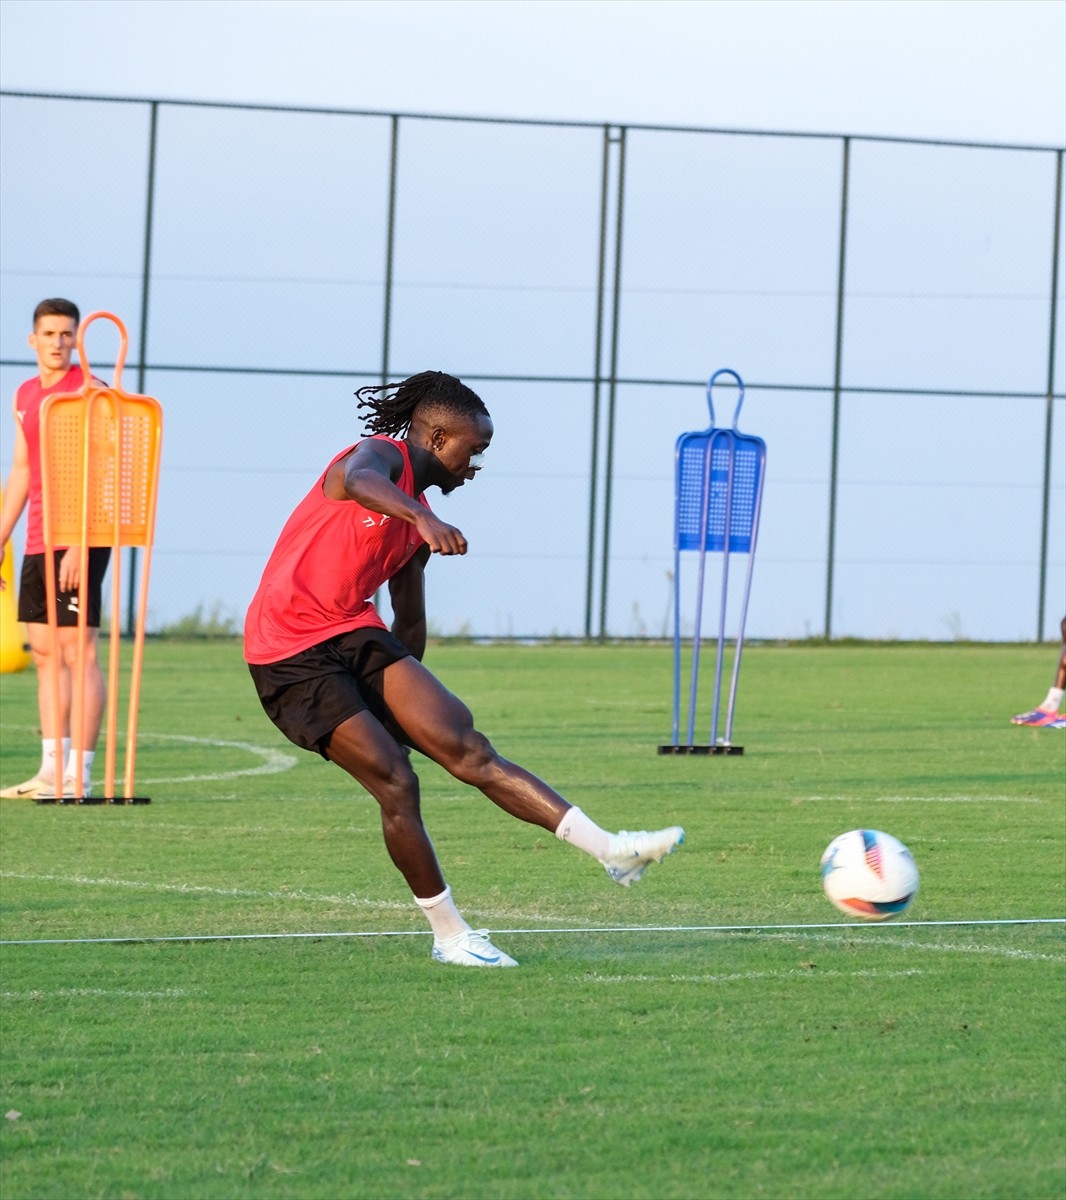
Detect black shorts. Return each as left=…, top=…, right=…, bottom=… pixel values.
left=17, top=549, right=112, bottom=627
left=248, top=628, right=413, bottom=757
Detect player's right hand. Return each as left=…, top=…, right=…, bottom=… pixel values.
left=414, top=510, right=467, bottom=556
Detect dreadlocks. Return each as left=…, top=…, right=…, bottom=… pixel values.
left=356, top=371, right=489, bottom=438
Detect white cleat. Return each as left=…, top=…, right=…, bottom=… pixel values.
left=603, top=826, right=685, bottom=887
left=431, top=928, right=519, bottom=968
left=0, top=774, right=55, bottom=800
left=37, top=777, right=93, bottom=801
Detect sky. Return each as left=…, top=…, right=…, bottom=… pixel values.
left=0, top=0, right=1063, bottom=146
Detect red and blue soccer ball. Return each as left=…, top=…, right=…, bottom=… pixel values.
left=820, top=829, right=919, bottom=921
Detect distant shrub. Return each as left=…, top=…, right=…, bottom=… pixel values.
left=155, top=602, right=240, bottom=639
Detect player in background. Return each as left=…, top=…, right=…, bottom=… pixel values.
left=0, top=299, right=111, bottom=799
left=1010, top=616, right=1066, bottom=729
left=245, top=371, right=684, bottom=968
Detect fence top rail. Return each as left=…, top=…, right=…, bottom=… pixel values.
left=2, top=357, right=1063, bottom=402
left=1, top=88, right=1063, bottom=155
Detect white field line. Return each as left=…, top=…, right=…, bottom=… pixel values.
left=2, top=914, right=1063, bottom=957
left=115, top=822, right=382, bottom=837
left=0, top=870, right=573, bottom=925
left=0, top=724, right=298, bottom=784
left=136, top=733, right=298, bottom=783
left=0, top=871, right=415, bottom=913
left=792, top=795, right=1052, bottom=804
left=0, top=988, right=195, bottom=1000
left=4, top=866, right=1064, bottom=941
left=919, top=834, right=1066, bottom=845
left=587, top=967, right=927, bottom=984
left=4, top=722, right=1055, bottom=800
left=0, top=931, right=430, bottom=945
left=739, top=929, right=1065, bottom=963
left=6, top=723, right=1052, bottom=801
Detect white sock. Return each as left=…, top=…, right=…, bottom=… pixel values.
left=414, top=885, right=470, bottom=941
left=1041, top=687, right=1065, bottom=712
left=66, top=749, right=95, bottom=784
left=39, top=738, right=70, bottom=783
left=555, top=806, right=612, bottom=862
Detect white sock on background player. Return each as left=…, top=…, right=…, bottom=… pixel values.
left=67, top=749, right=95, bottom=786
left=39, top=737, right=70, bottom=784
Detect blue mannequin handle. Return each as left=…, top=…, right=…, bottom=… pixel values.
left=707, top=369, right=745, bottom=429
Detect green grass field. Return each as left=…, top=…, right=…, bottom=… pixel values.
left=1, top=639, right=1064, bottom=1200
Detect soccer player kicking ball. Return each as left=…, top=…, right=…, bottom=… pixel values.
left=244, top=372, right=684, bottom=968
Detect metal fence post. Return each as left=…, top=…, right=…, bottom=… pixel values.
left=381, top=114, right=399, bottom=385
left=1038, top=148, right=1063, bottom=641
left=128, top=99, right=159, bottom=637
left=2, top=92, right=1062, bottom=644
left=585, top=125, right=613, bottom=639
left=825, top=135, right=851, bottom=640
left=598, top=125, right=627, bottom=640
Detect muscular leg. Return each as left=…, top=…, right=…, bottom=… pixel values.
left=380, top=656, right=571, bottom=832
left=27, top=624, right=105, bottom=749
left=325, top=710, right=447, bottom=898
left=343, top=657, right=680, bottom=915
left=60, top=627, right=105, bottom=752
left=27, top=622, right=70, bottom=739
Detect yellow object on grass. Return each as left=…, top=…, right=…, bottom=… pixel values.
left=0, top=486, right=31, bottom=674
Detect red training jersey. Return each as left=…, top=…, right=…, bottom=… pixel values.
left=243, top=436, right=430, bottom=664
left=15, top=366, right=87, bottom=554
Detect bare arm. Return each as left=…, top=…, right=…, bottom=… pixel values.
left=325, top=439, right=469, bottom=556
left=388, top=544, right=430, bottom=660
left=0, top=395, right=31, bottom=589
left=3, top=383, right=101, bottom=592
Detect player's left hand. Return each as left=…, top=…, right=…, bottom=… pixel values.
left=58, top=547, right=81, bottom=592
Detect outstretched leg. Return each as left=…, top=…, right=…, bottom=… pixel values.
left=380, top=655, right=570, bottom=828
left=380, top=656, right=684, bottom=886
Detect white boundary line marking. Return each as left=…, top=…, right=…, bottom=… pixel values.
left=0, top=871, right=581, bottom=925
left=792, top=795, right=1051, bottom=804
left=1, top=988, right=195, bottom=999
left=135, top=733, right=299, bottom=783
left=0, top=871, right=415, bottom=913
left=0, top=724, right=299, bottom=785
left=499, top=919, right=1066, bottom=933
left=2, top=917, right=1062, bottom=949
left=748, top=929, right=1065, bottom=962
left=588, top=967, right=928, bottom=984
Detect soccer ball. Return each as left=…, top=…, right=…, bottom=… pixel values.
left=820, top=829, right=919, bottom=921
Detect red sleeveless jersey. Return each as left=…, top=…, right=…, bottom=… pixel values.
left=243, top=436, right=430, bottom=664
left=15, top=366, right=87, bottom=554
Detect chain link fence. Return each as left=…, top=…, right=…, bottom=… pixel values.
left=1, top=91, right=1062, bottom=641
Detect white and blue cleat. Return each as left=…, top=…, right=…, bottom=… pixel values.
left=603, top=826, right=685, bottom=887
left=432, top=928, right=519, bottom=968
